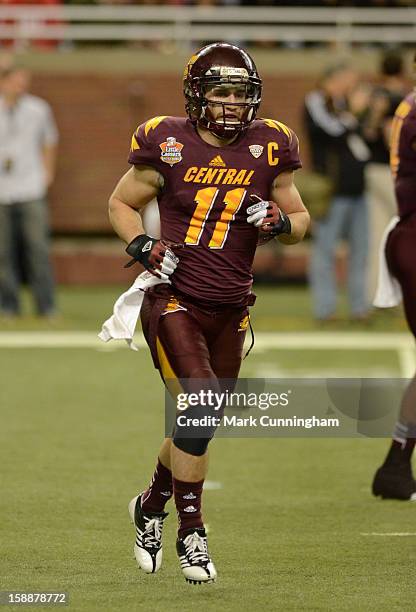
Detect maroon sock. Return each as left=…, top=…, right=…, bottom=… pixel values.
left=383, top=438, right=416, bottom=467
left=173, top=477, right=204, bottom=538
left=141, top=459, right=173, bottom=513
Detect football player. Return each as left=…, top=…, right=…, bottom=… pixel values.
left=372, top=61, right=416, bottom=502
left=108, top=43, right=309, bottom=583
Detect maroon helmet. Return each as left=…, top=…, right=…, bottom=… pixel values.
left=183, top=42, right=262, bottom=139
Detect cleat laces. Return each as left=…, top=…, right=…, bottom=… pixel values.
left=142, top=517, right=164, bottom=549
left=183, top=532, right=209, bottom=565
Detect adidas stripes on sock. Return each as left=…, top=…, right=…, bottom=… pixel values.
left=173, top=477, right=204, bottom=538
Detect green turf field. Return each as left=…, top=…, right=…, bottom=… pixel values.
left=0, top=284, right=407, bottom=332
left=1, top=286, right=415, bottom=611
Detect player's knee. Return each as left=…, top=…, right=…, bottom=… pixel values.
left=172, top=436, right=210, bottom=456
left=172, top=372, right=224, bottom=456
left=173, top=399, right=220, bottom=456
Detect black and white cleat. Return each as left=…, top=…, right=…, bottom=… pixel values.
left=176, top=527, right=217, bottom=584
left=128, top=494, right=168, bottom=573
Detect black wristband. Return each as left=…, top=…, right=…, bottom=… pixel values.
left=124, top=234, right=158, bottom=268
left=269, top=209, right=291, bottom=237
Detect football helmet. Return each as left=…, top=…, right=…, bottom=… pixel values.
left=183, top=42, right=262, bottom=139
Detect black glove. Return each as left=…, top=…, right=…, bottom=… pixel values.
left=124, top=235, right=159, bottom=268
left=124, top=234, right=178, bottom=281
left=247, top=195, right=291, bottom=238
left=268, top=208, right=291, bottom=237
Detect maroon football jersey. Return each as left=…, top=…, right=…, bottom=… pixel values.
left=390, top=91, right=416, bottom=219
left=128, top=116, right=301, bottom=304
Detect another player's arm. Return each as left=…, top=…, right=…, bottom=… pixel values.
left=108, top=165, right=162, bottom=244
left=270, top=170, right=310, bottom=245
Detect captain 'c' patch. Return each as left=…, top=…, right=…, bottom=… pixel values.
left=267, top=142, right=279, bottom=166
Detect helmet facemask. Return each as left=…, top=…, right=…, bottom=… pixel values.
left=185, top=63, right=262, bottom=139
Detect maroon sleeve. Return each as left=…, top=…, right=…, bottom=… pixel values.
left=402, top=116, right=416, bottom=152
left=279, top=128, right=302, bottom=173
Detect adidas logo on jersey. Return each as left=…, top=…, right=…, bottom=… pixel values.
left=209, top=155, right=226, bottom=167
left=183, top=492, right=196, bottom=500
left=183, top=505, right=198, bottom=513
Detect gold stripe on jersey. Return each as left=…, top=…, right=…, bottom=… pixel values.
left=262, top=118, right=292, bottom=141
left=390, top=100, right=412, bottom=177
left=183, top=166, right=254, bottom=186
left=130, top=133, right=140, bottom=151
left=395, top=100, right=412, bottom=120
left=276, top=121, right=292, bottom=141
left=144, top=116, right=169, bottom=136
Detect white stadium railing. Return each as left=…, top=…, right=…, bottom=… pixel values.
left=0, top=6, right=415, bottom=44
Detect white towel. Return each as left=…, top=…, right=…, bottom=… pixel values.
left=373, top=216, right=402, bottom=308
left=98, top=270, right=168, bottom=350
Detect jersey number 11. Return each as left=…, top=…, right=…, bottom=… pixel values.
left=185, top=187, right=246, bottom=250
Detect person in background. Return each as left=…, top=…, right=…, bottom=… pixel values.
left=305, top=63, right=371, bottom=322
left=362, top=50, right=407, bottom=303
left=0, top=64, right=58, bottom=318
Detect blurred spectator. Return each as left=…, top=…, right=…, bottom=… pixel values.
left=304, top=63, right=371, bottom=322
left=362, top=50, right=407, bottom=303
left=0, top=64, right=58, bottom=318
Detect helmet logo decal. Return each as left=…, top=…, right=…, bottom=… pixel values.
left=159, top=137, right=184, bottom=167
left=206, top=66, right=249, bottom=79
left=183, top=54, right=198, bottom=79
left=249, top=145, right=264, bottom=159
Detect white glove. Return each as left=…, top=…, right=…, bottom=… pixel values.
left=158, top=247, right=179, bottom=281
left=246, top=196, right=269, bottom=227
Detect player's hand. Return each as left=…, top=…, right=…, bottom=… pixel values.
left=124, top=234, right=179, bottom=281
left=246, top=194, right=291, bottom=236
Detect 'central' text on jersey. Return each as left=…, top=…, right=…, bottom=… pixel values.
left=183, top=167, right=254, bottom=185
